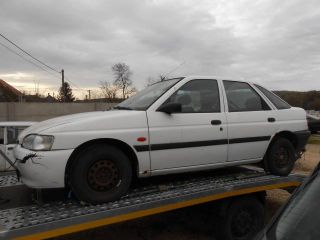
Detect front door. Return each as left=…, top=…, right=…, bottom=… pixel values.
left=147, top=79, right=228, bottom=172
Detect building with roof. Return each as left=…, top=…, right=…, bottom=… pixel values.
left=0, top=79, right=23, bottom=102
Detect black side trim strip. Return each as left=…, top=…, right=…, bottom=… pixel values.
left=134, top=139, right=227, bottom=152
left=229, top=136, right=271, bottom=144
left=134, top=136, right=271, bottom=152
left=134, top=145, right=149, bottom=152
left=153, top=139, right=228, bottom=151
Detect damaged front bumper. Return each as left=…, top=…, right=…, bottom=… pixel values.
left=14, top=145, right=73, bottom=189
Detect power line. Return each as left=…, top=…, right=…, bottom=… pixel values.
left=64, top=75, right=86, bottom=93
left=0, top=40, right=81, bottom=90
left=64, top=76, right=81, bottom=89
left=0, top=33, right=84, bottom=92
left=0, top=33, right=61, bottom=73
left=0, top=42, right=84, bottom=91
left=0, top=41, right=61, bottom=81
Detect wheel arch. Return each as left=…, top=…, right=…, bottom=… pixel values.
left=262, top=130, right=299, bottom=169
left=269, top=130, right=299, bottom=150
left=64, top=138, right=139, bottom=187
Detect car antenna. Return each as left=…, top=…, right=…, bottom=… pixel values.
left=163, top=61, right=186, bottom=79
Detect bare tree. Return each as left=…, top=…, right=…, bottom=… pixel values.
left=100, top=81, right=118, bottom=100
left=89, top=90, right=102, bottom=100
left=124, top=86, right=137, bottom=98
left=112, top=62, right=133, bottom=99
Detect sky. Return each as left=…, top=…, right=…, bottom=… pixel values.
left=0, top=0, right=320, bottom=98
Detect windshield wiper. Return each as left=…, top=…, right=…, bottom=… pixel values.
left=113, top=106, right=133, bottom=110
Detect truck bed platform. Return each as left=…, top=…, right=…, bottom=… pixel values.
left=0, top=167, right=304, bottom=240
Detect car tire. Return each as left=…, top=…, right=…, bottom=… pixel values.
left=69, top=144, right=132, bottom=204
left=265, top=138, right=296, bottom=176
left=216, top=196, right=265, bottom=240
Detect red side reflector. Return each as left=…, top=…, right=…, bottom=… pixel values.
left=137, top=137, right=146, bottom=142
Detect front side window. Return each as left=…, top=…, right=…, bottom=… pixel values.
left=163, top=79, right=220, bottom=113
left=254, top=84, right=291, bottom=109
left=223, top=81, right=270, bottom=112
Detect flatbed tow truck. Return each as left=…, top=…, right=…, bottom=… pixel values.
left=0, top=165, right=304, bottom=240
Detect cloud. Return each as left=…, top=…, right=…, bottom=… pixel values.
left=0, top=0, right=319, bottom=97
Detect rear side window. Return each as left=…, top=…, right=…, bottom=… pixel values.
left=254, top=84, right=291, bottom=109
left=223, top=81, right=270, bottom=112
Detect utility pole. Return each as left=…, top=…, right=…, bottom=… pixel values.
left=88, top=90, right=91, bottom=100
left=61, top=69, right=65, bottom=102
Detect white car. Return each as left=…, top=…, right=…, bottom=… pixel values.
left=14, top=76, right=310, bottom=203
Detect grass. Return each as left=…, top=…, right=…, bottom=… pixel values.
left=308, top=135, right=320, bottom=145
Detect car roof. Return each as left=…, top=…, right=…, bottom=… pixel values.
left=179, top=75, right=248, bottom=82
left=152, top=76, right=256, bottom=86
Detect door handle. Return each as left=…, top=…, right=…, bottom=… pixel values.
left=268, top=117, right=276, bottom=122
left=211, top=120, right=222, bottom=125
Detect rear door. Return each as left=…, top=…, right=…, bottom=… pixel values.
left=222, top=80, right=277, bottom=162
left=147, top=79, right=228, bottom=172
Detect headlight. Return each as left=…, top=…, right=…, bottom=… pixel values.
left=22, top=134, right=54, bottom=151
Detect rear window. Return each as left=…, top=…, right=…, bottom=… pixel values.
left=254, top=84, right=291, bottom=109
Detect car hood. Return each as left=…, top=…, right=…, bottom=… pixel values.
left=18, top=110, right=146, bottom=141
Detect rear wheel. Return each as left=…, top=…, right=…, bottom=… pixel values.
left=216, top=196, right=265, bottom=240
left=69, top=144, right=132, bottom=204
left=264, top=138, right=296, bottom=176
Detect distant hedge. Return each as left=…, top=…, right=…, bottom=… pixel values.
left=274, top=91, right=320, bottom=110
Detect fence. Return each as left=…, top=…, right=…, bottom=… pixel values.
left=0, top=102, right=117, bottom=122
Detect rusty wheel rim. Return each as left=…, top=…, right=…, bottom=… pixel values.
left=87, top=159, right=120, bottom=191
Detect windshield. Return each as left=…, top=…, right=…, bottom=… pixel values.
left=115, top=78, right=183, bottom=110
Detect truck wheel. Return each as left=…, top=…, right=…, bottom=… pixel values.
left=265, top=138, right=296, bottom=176
left=69, top=144, right=132, bottom=204
left=217, top=197, right=265, bottom=240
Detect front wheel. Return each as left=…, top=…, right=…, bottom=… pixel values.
left=69, top=144, right=132, bottom=204
left=264, top=138, right=296, bottom=176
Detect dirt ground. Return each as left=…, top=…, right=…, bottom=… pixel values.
left=53, top=141, right=320, bottom=240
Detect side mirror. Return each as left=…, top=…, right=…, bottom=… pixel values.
left=157, top=102, right=182, bottom=114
